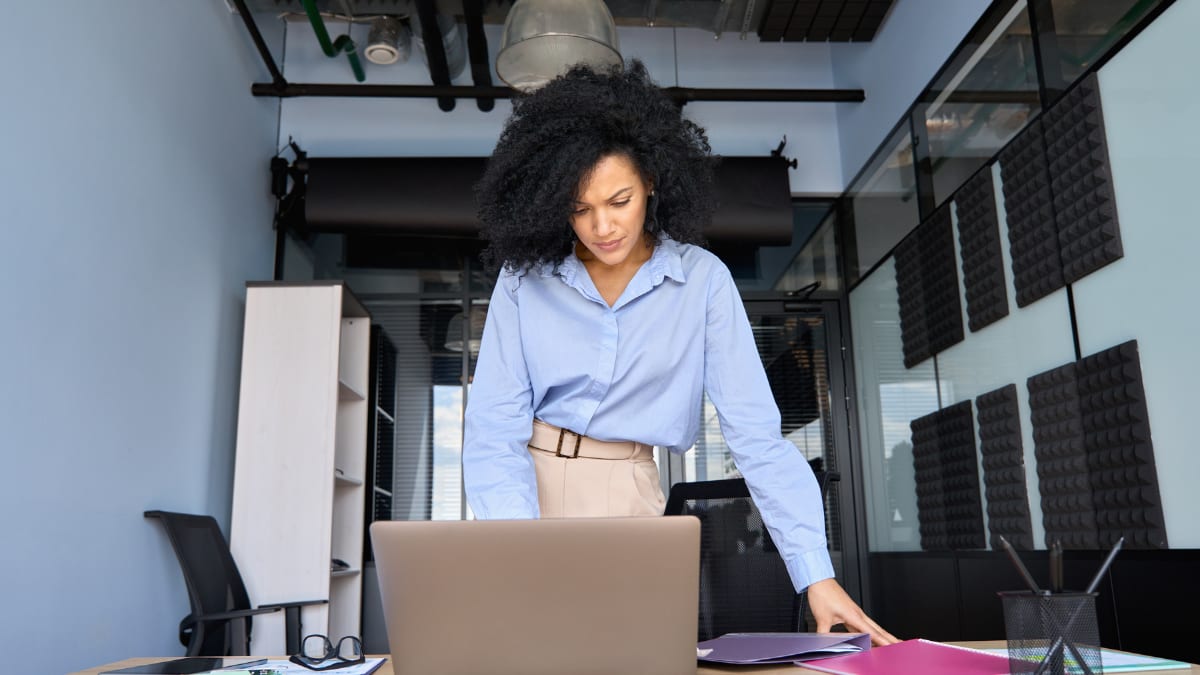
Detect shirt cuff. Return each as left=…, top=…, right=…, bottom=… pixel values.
left=784, top=548, right=836, bottom=593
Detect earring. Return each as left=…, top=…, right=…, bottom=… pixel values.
left=645, top=191, right=660, bottom=229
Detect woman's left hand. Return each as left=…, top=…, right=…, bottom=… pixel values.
left=805, top=577, right=900, bottom=646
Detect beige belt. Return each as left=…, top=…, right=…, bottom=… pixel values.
left=529, top=419, right=653, bottom=460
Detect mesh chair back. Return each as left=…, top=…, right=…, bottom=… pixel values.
left=664, top=478, right=798, bottom=641
left=664, top=472, right=838, bottom=641
left=145, top=510, right=253, bottom=655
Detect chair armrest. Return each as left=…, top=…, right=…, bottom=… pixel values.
left=257, top=599, right=330, bottom=655
left=193, top=606, right=282, bottom=622
left=259, top=599, right=328, bottom=610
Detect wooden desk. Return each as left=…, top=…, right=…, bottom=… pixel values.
left=69, top=642, right=1200, bottom=675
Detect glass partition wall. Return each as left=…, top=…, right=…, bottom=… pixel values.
left=842, top=0, right=1177, bottom=561
left=914, top=1, right=1040, bottom=207
left=840, top=1, right=1195, bottom=655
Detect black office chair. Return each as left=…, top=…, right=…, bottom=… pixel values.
left=145, top=510, right=327, bottom=656
left=663, top=467, right=840, bottom=641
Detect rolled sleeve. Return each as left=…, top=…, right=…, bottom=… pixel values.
left=463, top=272, right=540, bottom=519
left=702, top=266, right=835, bottom=592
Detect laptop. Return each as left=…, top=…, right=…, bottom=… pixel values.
left=370, top=516, right=700, bottom=675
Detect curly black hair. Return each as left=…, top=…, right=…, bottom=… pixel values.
left=475, top=60, right=717, bottom=273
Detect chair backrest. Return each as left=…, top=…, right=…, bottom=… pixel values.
left=663, top=469, right=840, bottom=641
left=145, top=510, right=254, bottom=656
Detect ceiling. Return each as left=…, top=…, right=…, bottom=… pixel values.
left=242, top=0, right=897, bottom=42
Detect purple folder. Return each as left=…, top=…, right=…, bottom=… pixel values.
left=697, top=632, right=872, bottom=665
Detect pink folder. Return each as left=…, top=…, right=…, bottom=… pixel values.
left=802, top=638, right=1011, bottom=675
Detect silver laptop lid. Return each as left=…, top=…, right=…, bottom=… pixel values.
left=370, top=516, right=700, bottom=675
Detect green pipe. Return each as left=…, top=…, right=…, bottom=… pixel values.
left=300, top=0, right=365, bottom=82
left=301, top=0, right=335, bottom=55
left=333, top=35, right=366, bottom=83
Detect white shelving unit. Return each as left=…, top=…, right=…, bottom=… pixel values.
left=230, top=281, right=370, bottom=655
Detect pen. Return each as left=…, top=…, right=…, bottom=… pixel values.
left=998, top=535, right=1043, bottom=594
left=1085, top=536, right=1124, bottom=594
left=1049, top=539, right=1063, bottom=593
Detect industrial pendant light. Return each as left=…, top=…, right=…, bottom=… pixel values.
left=496, top=0, right=623, bottom=92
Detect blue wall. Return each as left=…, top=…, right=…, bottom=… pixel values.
left=0, top=3, right=280, bottom=672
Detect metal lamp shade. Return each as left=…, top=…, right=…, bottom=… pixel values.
left=496, top=0, right=623, bottom=92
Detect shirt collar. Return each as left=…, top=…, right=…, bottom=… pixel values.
left=650, top=235, right=688, bottom=284
left=543, top=234, right=688, bottom=287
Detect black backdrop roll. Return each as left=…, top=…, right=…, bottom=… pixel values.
left=301, top=155, right=794, bottom=246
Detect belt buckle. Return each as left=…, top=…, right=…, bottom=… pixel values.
left=555, top=428, right=582, bottom=459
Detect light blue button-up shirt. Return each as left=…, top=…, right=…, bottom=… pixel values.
left=463, top=236, right=835, bottom=591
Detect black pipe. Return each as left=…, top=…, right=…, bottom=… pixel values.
left=253, top=82, right=513, bottom=98
left=462, top=0, right=495, bottom=112
left=663, top=86, right=864, bottom=103
left=230, top=0, right=286, bottom=87
left=415, top=0, right=455, bottom=112
left=250, top=81, right=866, bottom=103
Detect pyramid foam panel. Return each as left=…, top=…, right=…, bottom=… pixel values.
left=976, top=384, right=1033, bottom=550
left=1076, top=341, right=1165, bottom=549
left=1026, top=341, right=1166, bottom=549
left=911, top=400, right=985, bottom=550
left=895, top=203, right=965, bottom=368
left=1042, top=73, right=1123, bottom=283
left=999, top=118, right=1065, bottom=307
left=954, top=167, right=1010, bottom=332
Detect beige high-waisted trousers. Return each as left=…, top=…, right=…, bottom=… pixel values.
left=527, top=419, right=666, bottom=517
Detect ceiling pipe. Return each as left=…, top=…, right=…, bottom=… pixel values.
left=230, top=0, right=285, bottom=88
left=415, top=0, right=455, bottom=111
left=250, top=82, right=864, bottom=103
left=663, top=86, right=863, bottom=103
left=462, top=0, right=495, bottom=112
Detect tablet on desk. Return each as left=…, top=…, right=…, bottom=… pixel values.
left=100, top=657, right=267, bottom=674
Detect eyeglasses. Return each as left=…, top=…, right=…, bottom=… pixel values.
left=288, top=634, right=365, bottom=671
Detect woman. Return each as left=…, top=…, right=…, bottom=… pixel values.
left=464, top=61, right=897, bottom=646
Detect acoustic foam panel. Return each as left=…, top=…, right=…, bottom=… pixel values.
left=1028, top=361, right=1096, bottom=549
left=1075, top=342, right=1165, bottom=549
left=999, top=119, right=1065, bottom=307
left=954, top=168, right=1010, bottom=332
left=1041, top=72, right=1124, bottom=284
left=1026, top=341, right=1166, bottom=550
left=895, top=225, right=931, bottom=368
left=895, top=203, right=965, bottom=368
left=976, top=384, right=1033, bottom=550
left=911, top=400, right=986, bottom=550
left=911, top=412, right=947, bottom=550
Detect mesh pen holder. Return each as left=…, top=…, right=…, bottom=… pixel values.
left=999, top=591, right=1102, bottom=675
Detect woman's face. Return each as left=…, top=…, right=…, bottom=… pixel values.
left=570, top=153, right=653, bottom=269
